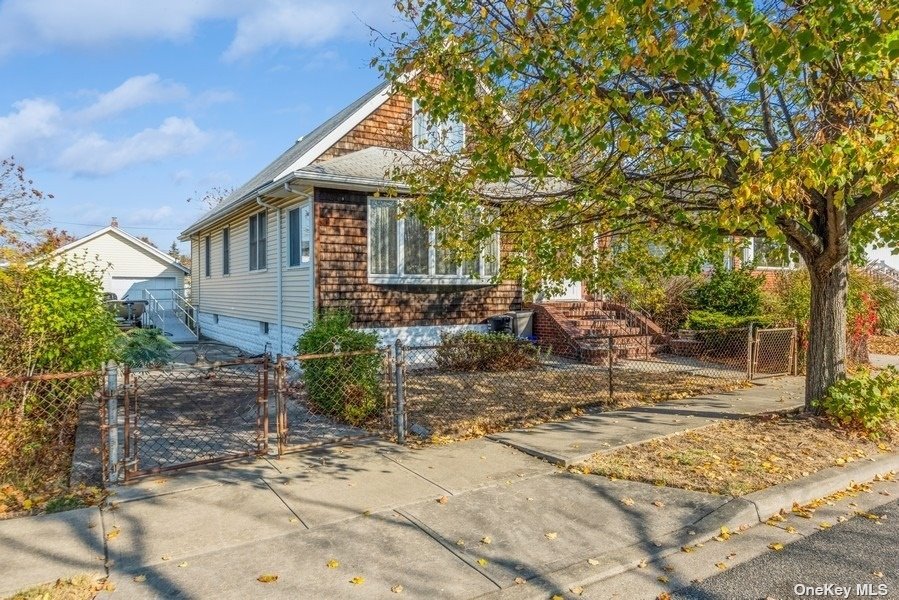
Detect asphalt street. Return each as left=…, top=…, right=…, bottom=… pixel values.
left=673, top=499, right=899, bottom=600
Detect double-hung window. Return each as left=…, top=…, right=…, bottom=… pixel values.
left=222, top=227, right=230, bottom=275
left=249, top=210, right=267, bottom=271
left=368, top=198, right=499, bottom=283
left=288, top=204, right=312, bottom=267
left=746, top=237, right=798, bottom=269
left=412, top=99, right=465, bottom=154
left=204, top=235, right=211, bottom=277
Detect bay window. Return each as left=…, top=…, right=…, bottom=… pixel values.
left=367, top=197, right=499, bottom=283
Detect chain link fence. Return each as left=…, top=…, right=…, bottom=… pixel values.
left=275, top=348, right=393, bottom=456
left=0, top=370, right=102, bottom=513
left=120, top=358, right=269, bottom=481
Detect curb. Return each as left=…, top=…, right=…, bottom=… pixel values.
left=474, top=452, right=899, bottom=600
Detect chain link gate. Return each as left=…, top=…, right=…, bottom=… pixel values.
left=120, top=357, right=269, bottom=481
left=275, top=349, right=394, bottom=456
left=750, top=327, right=798, bottom=379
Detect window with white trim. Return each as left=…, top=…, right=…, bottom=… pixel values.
left=412, top=99, right=465, bottom=153
left=367, top=198, right=499, bottom=283
left=249, top=210, right=267, bottom=271
left=288, top=204, right=312, bottom=267
left=222, top=227, right=230, bottom=275
left=204, top=235, right=211, bottom=277
left=746, top=237, right=798, bottom=269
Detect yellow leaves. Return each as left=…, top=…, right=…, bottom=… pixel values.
left=714, top=526, right=731, bottom=542
left=133, top=574, right=147, bottom=583
left=477, top=558, right=489, bottom=567
left=681, top=545, right=696, bottom=553
left=436, top=496, right=448, bottom=505
left=587, top=558, right=600, bottom=566
left=545, top=532, right=558, bottom=540
left=737, top=139, right=750, bottom=154
left=620, top=497, right=635, bottom=506
left=257, top=574, right=279, bottom=583
left=349, top=576, right=365, bottom=586
left=715, top=562, right=728, bottom=570
left=768, top=543, right=784, bottom=552
left=105, top=527, right=120, bottom=541
left=570, top=584, right=585, bottom=596
left=818, top=521, right=833, bottom=530
left=480, top=536, right=492, bottom=545
left=177, top=562, right=188, bottom=568
left=392, top=584, right=405, bottom=593
left=327, top=559, right=340, bottom=569
left=657, top=575, right=670, bottom=584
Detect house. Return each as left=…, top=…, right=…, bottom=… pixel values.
left=179, top=80, right=536, bottom=355
left=53, top=223, right=194, bottom=341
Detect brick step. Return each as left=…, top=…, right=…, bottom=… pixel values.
left=569, top=317, right=629, bottom=329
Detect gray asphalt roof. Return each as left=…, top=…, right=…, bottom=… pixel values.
left=181, top=80, right=389, bottom=237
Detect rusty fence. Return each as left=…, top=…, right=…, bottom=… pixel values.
left=118, top=357, right=269, bottom=481
left=0, top=370, right=103, bottom=506
left=274, top=349, right=394, bottom=456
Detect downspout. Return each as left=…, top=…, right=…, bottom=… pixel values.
left=256, top=196, right=283, bottom=355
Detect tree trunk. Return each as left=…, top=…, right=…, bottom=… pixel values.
left=804, top=257, right=849, bottom=409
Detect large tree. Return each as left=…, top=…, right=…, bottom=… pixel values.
left=0, top=156, right=51, bottom=259
left=379, top=0, right=899, bottom=406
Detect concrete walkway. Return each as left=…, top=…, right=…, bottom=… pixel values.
left=0, top=377, right=803, bottom=599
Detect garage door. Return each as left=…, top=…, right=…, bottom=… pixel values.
left=109, top=277, right=177, bottom=303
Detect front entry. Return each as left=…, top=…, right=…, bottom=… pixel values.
left=547, top=280, right=583, bottom=301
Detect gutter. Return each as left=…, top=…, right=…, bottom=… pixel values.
left=256, top=195, right=284, bottom=356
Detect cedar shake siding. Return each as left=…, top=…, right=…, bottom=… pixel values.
left=315, top=94, right=413, bottom=162
left=314, top=188, right=523, bottom=328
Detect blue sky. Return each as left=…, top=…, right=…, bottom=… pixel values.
left=0, top=0, right=396, bottom=251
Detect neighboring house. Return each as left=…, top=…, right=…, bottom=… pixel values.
left=180, top=80, right=528, bottom=355
left=54, top=223, right=189, bottom=303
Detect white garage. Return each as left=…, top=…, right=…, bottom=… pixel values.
left=54, top=224, right=190, bottom=308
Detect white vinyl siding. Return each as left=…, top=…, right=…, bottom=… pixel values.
left=191, top=195, right=313, bottom=333
left=55, top=229, right=186, bottom=300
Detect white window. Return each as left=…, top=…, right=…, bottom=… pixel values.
left=412, top=99, right=465, bottom=153
left=746, top=237, right=798, bottom=269
left=288, top=204, right=312, bottom=267
left=249, top=210, right=267, bottom=271
left=367, top=198, right=499, bottom=283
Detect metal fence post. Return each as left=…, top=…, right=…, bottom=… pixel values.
left=394, top=338, right=406, bottom=445
left=607, top=335, right=614, bottom=400
left=275, top=355, right=286, bottom=457
left=746, top=325, right=754, bottom=380
left=105, top=361, right=119, bottom=483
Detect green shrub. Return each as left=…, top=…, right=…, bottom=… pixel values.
left=435, top=331, right=542, bottom=371
left=688, top=267, right=764, bottom=317
left=116, top=328, right=175, bottom=368
left=684, top=310, right=771, bottom=330
left=295, top=310, right=383, bottom=426
left=815, top=367, right=899, bottom=439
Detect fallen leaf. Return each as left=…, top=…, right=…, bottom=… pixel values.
left=177, top=562, right=188, bottom=568
left=133, top=574, right=146, bottom=583
left=587, top=558, right=600, bottom=566
left=514, top=577, right=525, bottom=585
left=436, top=496, right=448, bottom=504
left=621, top=497, right=635, bottom=506
left=768, top=543, right=784, bottom=552
left=257, top=574, right=278, bottom=583
left=477, top=558, right=488, bottom=567
left=570, top=585, right=585, bottom=595
left=327, top=559, right=339, bottom=569
left=161, top=554, right=172, bottom=561
left=658, top=593, right=672, bottom=600
left=480, top=536, right=492, bottom=545
left=551, top=596, right=564, bottom=600
left=652, top=500, right=665, bottom=508
left=715, top=562, right=728, bottom=570
left=545, top=532, right=558, bottom=540
left=681, top=545, right=696, bottom=553
left=349, top=576, right=365, bottom=585
left=105, top=528, right=120, bottom=541
left=391, top=584, right=404, bottom=593
left=455, top=539, right=465, bottom=547
left=819, top=521, right=832, bottom=530
left=288, top=517, right=300, bottom=524
left=873, top=571, right=884, bottom=578
left=638, top=558, right=648, bottom=569
left=658, top=575, right=669, bottom=584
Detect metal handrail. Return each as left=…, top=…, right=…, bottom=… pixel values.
left=144, top=291, right=166, bottom=333
left=171, top=289, right=199, bottom=338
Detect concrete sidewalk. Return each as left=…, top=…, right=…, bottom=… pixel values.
left=0, top=377, right=803, bottom=599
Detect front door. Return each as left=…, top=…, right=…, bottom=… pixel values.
left=548, top=280, right=583, bottom=301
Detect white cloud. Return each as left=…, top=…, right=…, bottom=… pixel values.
left=0, top=0, right=396, bottom=61
left=0, top=0, right=235, bottom=58
left=187, top=89, right=238, bottom=110
left=223, top=0, right=394, bottom=61
left=128, top=205, right=176, bottom=226
left=0, top=98, right=63, bottom=157
left=57, top=117, right=213, bottom=176
left=78, top=74, right=189, bottom=122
